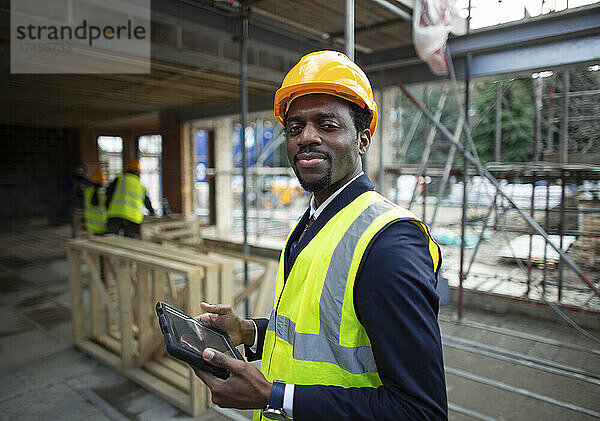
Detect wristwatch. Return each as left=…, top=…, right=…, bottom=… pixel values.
left=261, top=380, right=289, bottom=420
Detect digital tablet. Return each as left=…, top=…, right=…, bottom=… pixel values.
left=156, top=301, right=244, bottom=379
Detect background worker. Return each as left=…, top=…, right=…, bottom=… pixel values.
left=106, top=160, right=155, bottom=239
left=192, top=50, right=447, bottom=420
left=63, top=162, right=92, bottom=237
left=84, top=169, right=108, bottom=235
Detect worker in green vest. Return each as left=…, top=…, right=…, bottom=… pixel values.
left=189, top=51, right=447, bottom=420
left=84, top=169, right=108, bottom=235
left=106, top=160, right=155, bottom=238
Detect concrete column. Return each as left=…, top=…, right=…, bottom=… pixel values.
left=122, top=129, right=137, bottom=163
left=214, top=118, right=233, bottom=234
left=79, top=128, right=99, bottom=171
left=180, top=123, right=193, bottom=216
left=161, top=110, right=184, bottom=214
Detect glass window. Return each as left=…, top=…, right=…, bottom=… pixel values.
left=97, top=136, right=123, bottom=183
left=138, top=135, right=162, bottom=216
left=139, top=134, right=162, bottom=155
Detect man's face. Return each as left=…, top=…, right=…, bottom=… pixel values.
left=75, top=164, right=86, bottom=177
left=285, top=94, right=369, bottom=193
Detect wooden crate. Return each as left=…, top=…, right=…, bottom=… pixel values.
left=67, top=235, right=234, bottom=416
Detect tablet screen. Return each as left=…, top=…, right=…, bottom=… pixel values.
left=163, top=306, right=235, bottom=358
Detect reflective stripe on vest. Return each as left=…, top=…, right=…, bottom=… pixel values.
left=84, top=187, right=107, bottom=234
left=107, top=174, right=146, bottom=224
left=254, top=191, right=441, bottom=421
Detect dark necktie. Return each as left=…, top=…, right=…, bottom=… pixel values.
left=297, top=215, right=315, bottom=244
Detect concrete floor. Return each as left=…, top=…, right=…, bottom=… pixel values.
left=1, top=225, right=599, bottom=420
left=440, top=306, right=600, bottom=420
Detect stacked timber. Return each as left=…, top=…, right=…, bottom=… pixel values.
left=142, top=215, right=201, bottom=243
left=66, top=235, right=234, bottom=416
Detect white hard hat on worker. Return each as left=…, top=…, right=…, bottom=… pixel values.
left=274, top=50, right=378, bottom=135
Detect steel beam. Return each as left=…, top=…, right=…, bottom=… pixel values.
left=368, top=0, right=412, bottom=21
left=180, top=95, right=274, bottom=121
left=463, top=34, right=600, bottom=78
left=151, top=44, right=284, bottom=85
left=362, top=5, right=600, bottom=64
left=361, top=6, right=600, bottom=84
left=365, top=33, right=600, bottom=85
left=451, top=9, right=600, bottom=55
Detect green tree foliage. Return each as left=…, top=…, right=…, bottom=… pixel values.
left=470, top=78, right=535, bottom=163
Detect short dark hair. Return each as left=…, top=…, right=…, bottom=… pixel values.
left=283, top=98, right=373, bottom=135
left=349, top=101, right=372, bottom=134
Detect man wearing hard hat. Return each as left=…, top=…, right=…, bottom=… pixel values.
left=84, top=169, right=108, bottom=235
left=193, top=51, right=447, bottom=420
left=106, top=160, right=155, bottom=238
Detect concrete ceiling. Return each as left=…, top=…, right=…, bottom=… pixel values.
left=0, top=0, right=598, bottom=128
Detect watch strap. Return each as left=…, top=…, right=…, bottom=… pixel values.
left=268, top=380, right=286, bottom=411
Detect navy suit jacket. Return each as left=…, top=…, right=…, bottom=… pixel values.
left=247, top=174, right=447, bottom=420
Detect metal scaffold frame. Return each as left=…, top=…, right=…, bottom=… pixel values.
left=381, top=55, right=599, bottom=334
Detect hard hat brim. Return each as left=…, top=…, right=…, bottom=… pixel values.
left=274, top=81, right=378, bottom=135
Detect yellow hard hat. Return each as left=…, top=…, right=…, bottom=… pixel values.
left=91, top=169, right=107, bottom=185
left=126, top=160, right=140, bottom=173
left=274, top=50, right=378, bottom=135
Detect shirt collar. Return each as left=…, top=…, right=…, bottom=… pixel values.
left=309, top=171, right=364, bottom=220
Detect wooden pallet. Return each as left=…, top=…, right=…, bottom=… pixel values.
left=67, top=235, right=234, bottom=416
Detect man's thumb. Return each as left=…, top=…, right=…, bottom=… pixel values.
left=203, top=348, right=226, bottom=367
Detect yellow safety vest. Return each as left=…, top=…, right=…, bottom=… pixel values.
left=84, top=186, right=107, bottom=234
left=254, top=191, right=441, bottom=420
left=107, top=173, right=147, bottom=224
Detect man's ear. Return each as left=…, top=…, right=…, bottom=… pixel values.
left=358, top=129, right=372, bottom=156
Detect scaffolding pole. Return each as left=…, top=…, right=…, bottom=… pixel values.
left=559, top=171, right=566, bottom=301
left=534, top=77, right=543, bottom=162
left=560, top=70, right=570, bottom=164
left=547, top=78, right=556, bottom=154
left=240, top=6, right=250, bottom=318
left=543, top=175, right=550, bottom=296
left=495, top=81, right=502, bottom=162
left=527, top=171, right=536, bottom=297
left=459, top=53, right=472, bottom=319
left=345, top=0, right=355, bottom=61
